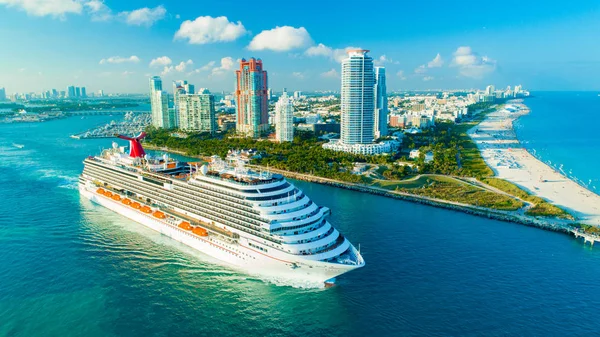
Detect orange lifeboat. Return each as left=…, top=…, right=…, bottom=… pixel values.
left=112, top=195, right=121, bottom=201
left=192, top=227, right=208, bottom=237
left=152, top=211, right=165, bottom=219
left=104, top=191, right=113, bottom=198
left=131, top=202, right=141, bottom=209
left=178, top=222, right=192, bottom=230
left=122, top=198, right=131, bottom=205
left=96, top=188, right=105, bottom=195
left=141, top=206, right=152, bottom=214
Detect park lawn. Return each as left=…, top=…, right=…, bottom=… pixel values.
left=372, top=175, right=524, bottom=211
left=482, top=177, right=573, bottom=219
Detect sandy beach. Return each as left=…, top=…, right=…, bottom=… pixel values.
left=469, top=101, right=600, bottom=226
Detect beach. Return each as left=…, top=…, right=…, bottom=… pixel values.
left=469, top=101, right=600, bottom=225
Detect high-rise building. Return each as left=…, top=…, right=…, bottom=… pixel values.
left=98, top=90, right=104, bottom=97
left=178, top=89, right=216, bottom=134
left=150, top=76, right=176, bottom=129
left=184, top=83, right=195, bottom=95
left=81, top=87, right=87, bottom=98
left=235, top=58, right=269, bottom=138
left=67, top=86, right=76, bottom=98
left=485, top=85, right=495, bottom=95
left=0, top=87, right=6, bottom=101
left=374, top=67, right=388, bottom=138
left=293, top=91, right=302, bottom=100
left=275, top=89, right=294, bottom=142
left=75, top=87, right=81, bottom=97
left=149, top=76, right=162, bottom=92
left=340, top=49, right=375, bottom=145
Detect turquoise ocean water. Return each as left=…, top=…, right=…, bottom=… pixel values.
left=514, top=91, right=600, bottom=192
left=1, top=93, right=600, bottom=336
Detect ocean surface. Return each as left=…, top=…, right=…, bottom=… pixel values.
left=1, top=101, right=600, bottom=336
left=514, top=91, right=600, bottom=193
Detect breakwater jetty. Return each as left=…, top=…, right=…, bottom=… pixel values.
left=141, top=144, right=598, bottom=245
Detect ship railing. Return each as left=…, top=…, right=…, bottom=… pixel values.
left=86, top=166, right=287, bottom=246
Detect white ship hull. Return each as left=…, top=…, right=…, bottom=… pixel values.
left=80, top=185, right=359, bottom=285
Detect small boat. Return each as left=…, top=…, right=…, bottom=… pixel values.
left=12, top=143, right=25, bottom=149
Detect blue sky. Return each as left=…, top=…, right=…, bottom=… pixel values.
left=0, top=0, right=599, bottom=94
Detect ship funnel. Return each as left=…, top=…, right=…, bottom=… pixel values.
left=115, top=132, right=147, bottom=158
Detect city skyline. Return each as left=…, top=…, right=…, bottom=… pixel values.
left=1, top=0, right=599, bottom=94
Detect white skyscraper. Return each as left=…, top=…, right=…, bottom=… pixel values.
left=374, top=67, right=388, bottom=138
left=485, top=85, right=495, bottom=95
left=275, top=90, right=294, bottom=142
left=323, top=50, right=398, bottom=155
left=178, top=89, right=216, bottom=134
left=341, top=49, right=375, bottom=145
left=150, top=76, right=175, bottom=129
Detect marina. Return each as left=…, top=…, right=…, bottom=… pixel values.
left=70, top=112, right=151, bottom=139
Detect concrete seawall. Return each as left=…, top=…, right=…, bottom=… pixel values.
left=143, top=144, right=592, bottom=243
left=253, top=166, right=573, bottom=235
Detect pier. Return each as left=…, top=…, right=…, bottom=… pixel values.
left=572, top=230, right=600, bottom=246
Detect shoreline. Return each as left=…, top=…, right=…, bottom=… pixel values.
left=468, top=99, right=600, bottom=226
left=143, top=144, right=576, bottom=236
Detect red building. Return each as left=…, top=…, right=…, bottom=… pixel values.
left=235, top=58, right=269, bottom=138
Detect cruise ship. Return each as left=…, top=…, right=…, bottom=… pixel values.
left=79, top=133, right=365, bottom=285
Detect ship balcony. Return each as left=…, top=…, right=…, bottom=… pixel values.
left=285, top=229, right=339, bottom=254
left=265, top=203, right=319, bottom=222
left=260, top=196, right=311, bottom=215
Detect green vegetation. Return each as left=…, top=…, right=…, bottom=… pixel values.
left=402, top=111, right=495, bottom=178
left=146, top=99, right=576, bottom=221
left=371, top=175, right=524, bottom=210
left=146, top=126, right=376, bottom=183
left=482, top=178, right=573, bottom=219
left=573, top=223, right=600, bottom=234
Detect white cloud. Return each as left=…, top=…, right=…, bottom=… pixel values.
left=292, top=72, right=306, bottom=80
left=427, top=53, right=444, bottom=68
left=99, top=55, right=140, bottom=64
left=190, top=60, right=216, bottom=74
left=414, top=65, right=427, bottom=74
left=122, top=71, right=134, bottom=76
left=174, top=16, right=246, bottom=44
left=320, top=68, right=339, bottom=78
left=248, top=26, right=312, bottom=52
left=211, top=57, right=235, bottom=75
left=175, top=59, right=193, bottom=72
left=161, top=66, right=173, bottom=76
left=451, top=46, right=497, bottom=78
left=423, top=76, right=434, bottom=81
left=0, top=0, right=83, bottom=18
left=85, top=0, right=111, bottom=21
left=304, top=44, right=362, bottom=63
left=149, top=56, right=172, bottom=67
left=396, top=70, right=407, bottom=80
left=304, top=43, right=332, bottom=57
left=119, top=5, right=165, bottom=27
left=161, top=59, right=194, bottom=75
left=374, top=55, right=399, bottom=66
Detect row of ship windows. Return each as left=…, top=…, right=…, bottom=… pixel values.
left=85, top=168, right=275, bottom=242
left=87, top=165, right=336, bottom=248
left=86, top=166, right=271, bottom=228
